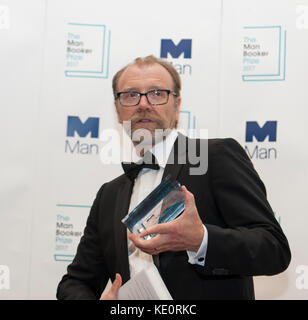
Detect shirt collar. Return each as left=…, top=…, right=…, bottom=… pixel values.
left=149, top=129, right=178, bottom=169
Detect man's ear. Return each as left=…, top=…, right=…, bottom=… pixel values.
left=175, top=96, right=181, bottom=122
left=176, top=96, right=182, bottom=108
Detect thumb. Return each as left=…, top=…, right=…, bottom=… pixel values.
left=101, top=273, right=122, bottom=300
left=181, top=185, right=193, bottom=207
left=110, top=273, right=122, bottom=294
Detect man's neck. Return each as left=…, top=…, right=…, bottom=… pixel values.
left=132, top=128, right=176, bottom=158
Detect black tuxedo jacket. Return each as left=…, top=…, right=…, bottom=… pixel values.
left=57, top=135, right=291, bottom=300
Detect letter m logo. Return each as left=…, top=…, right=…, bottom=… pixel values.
left=160, top=39, right=192, bottom=59
left=67, top=116, right=99, bottom=138
left=246, top=121, right=277, bottom=142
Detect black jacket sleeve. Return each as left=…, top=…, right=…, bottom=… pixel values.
left=201, top=138, right=291, bottom=276
left=56, top=185, right=109, bottom=300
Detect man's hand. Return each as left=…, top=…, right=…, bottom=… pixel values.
left=100, top=273, right=122, bottom=300
left=128, top=186, right=204, bottom=255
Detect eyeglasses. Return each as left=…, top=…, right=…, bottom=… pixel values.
left=116, top=89, right=177, bottom=107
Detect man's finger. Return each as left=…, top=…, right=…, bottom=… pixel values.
left=138, top=223, right=169, bottom=238
left=129, top=233, right=162, bottom=249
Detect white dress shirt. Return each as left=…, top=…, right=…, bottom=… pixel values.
left=124, top=130, right=208, bottom=278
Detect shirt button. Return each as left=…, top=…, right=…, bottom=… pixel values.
left=198, top=257, right=204, bottom=262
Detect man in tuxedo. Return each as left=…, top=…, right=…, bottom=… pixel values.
left=57, top=55, right=291, bottom=300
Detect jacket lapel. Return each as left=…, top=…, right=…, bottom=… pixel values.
left=113, top=175, right=134, bottom=284
left=162, top=132, right=187, bottom=181
left=154, top=133, right=188, bottom=269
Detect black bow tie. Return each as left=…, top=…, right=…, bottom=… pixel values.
left=122, top=153, right=160, bottom=181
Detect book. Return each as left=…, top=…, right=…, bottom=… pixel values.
left=117, top=264, right=173, bottom=300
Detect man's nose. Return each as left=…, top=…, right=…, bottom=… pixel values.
left=137, top=94, right=152, bottom=111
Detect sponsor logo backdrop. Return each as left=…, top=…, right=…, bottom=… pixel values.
left=0, top=0, right=307, bottom=299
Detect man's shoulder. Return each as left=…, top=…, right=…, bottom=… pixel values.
left=104, top=172, right=128, bottom=188
left=186, top=135, right=242, bottom=151
left=207, top=137, right=241, bottom=149
left=94, top=172, right=128, bottom=197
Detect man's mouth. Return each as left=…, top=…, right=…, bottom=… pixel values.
left=136, top=119, right=154, bottom=123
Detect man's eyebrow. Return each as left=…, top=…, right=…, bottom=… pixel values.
left=118, top=86, right=139, bottom=92
left=119, top=85, right=166, bottom=92
left=147, top=85, right=166, bottom=90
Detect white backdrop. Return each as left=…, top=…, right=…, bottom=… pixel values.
left=0, top=0, right=307, bottom=299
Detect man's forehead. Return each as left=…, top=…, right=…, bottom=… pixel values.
left=117, top=63, right=173, bottom=90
